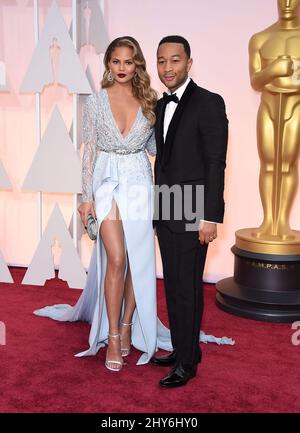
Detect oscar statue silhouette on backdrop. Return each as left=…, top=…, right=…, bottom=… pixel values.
left=84, top=1, right=92, bottom=46
left=217, top=0, right=300, bottom=322
left=49, top=37, right=61, bottom=87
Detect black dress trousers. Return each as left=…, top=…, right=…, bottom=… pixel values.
left=157, top=223, right=208, bottom=369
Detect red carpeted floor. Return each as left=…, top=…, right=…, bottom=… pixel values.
left=0, top=267, right=299, bottom=413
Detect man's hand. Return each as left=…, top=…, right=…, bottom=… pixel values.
left=78, top=201, right=96, bottom=227
left=198, top=221, right=217, bottom=245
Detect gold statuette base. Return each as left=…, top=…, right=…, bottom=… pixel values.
left=235, top=228, right=300, bottom=255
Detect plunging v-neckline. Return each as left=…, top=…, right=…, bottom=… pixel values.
left=104, top=88, right=141, bottom=140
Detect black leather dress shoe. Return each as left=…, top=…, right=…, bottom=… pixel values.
left=159, top=365, right=197, bottom=388
left=150, top=350, right=177, bottom=367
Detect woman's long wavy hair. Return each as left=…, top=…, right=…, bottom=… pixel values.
left=101, top=36, right=157, bottom=126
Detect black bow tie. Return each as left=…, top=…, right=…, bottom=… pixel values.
left=163, top=92, right=179, bottom=104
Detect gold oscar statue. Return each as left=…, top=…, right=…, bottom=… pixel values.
left=236, top=0, right=300, bottom=255
left=216, top=0, right=300, bottom=322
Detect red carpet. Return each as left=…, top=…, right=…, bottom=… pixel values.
left=0, top=267, right=299, bottom=413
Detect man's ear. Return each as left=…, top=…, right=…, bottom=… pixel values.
left=187, top=58, right=193, bottom=72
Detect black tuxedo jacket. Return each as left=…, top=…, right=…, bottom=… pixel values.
left=154, top=79, right=228, bottom=232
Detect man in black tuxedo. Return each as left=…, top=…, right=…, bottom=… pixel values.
left=151, top=35, right=228, bottom=388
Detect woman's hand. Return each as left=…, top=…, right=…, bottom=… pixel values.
left=78, top=201, right=96, bottom=227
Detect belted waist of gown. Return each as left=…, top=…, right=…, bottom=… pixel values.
left=100, top=148, right=144, bottom=155
left=94, top=149, right=143, bottom=189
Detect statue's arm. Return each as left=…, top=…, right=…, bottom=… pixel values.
left=249, top=35, right=293, bottom=91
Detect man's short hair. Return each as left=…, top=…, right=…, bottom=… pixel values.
left=158, top=35, right=191, bottom=58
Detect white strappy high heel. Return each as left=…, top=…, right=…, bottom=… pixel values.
left=105, top=333, right=123, bottom=372
left=120, top=321, right=132, bottom=357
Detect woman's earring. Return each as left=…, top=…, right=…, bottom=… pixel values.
left=108, top=70, right=114, bottom=82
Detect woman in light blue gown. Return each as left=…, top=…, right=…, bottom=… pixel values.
left=35, top=36, right=172, bottom=371
left=34, top=37, right=234, bottom=372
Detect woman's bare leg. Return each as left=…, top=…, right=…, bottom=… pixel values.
left=100, top=200, right=126, bottom=370
left=120, top=262, right=136, bottom=354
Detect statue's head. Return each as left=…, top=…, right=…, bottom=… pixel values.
left=278, top=0, right=300, bottom=18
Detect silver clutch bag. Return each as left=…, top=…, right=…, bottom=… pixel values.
left=86, top=214, right=98, bottom=240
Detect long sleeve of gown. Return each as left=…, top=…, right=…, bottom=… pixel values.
left=145, top=128, right=156, bottom=156
left=81, top=96, right=97, bottom=202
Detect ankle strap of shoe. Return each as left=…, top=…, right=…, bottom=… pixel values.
left=120, top=321, right=132, bottom=326
left=108, top=333, right=120, bottom=338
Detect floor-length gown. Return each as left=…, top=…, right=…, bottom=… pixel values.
left=34, top=89, right=234, bottom=365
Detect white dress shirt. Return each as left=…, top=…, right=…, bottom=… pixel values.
left=162, top=77, right=216, bottom=226
left=163, top=77, right=191, bottom=141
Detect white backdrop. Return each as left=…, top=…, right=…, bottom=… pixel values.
left=0, top=0, right=299, bottom=284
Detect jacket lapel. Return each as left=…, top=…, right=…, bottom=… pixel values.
left=161, top=79, right=197, bottom=170
left=155, top=99, right=166, bottom=164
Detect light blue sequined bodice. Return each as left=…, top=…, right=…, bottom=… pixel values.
left=81, top=89, right=156, bottom=202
